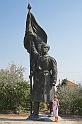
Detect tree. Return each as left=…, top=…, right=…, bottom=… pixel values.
left=0, top=64, right=30, bottom=113
left=57, top=84, right=82, bottom=115
left=61, top=78, right=68, bottom=86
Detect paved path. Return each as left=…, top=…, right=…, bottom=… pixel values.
left=0, top=114, right=82, bottom=124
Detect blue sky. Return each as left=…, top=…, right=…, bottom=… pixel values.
left=0, top=0, right=82, bottom=84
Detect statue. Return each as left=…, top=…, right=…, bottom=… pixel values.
left=32, top=43, right=57, bottom=116
left=24, top=4, right=57, bottom=118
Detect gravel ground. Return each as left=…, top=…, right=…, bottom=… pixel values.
left=0, top=114, right=82, bottom=124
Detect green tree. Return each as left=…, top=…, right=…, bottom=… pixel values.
left=0, top=64, right=30, bottom=113
left=57, top=84, right=82, bottom=115
left=61, top=78, right=68, bottom=86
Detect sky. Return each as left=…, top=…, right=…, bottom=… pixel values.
left=0, top=0, right=82, bottom=84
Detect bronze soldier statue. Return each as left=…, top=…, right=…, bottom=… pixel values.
left=24, top=4, right=57, bottom=118
left=32, top=43, right=57, bottom=116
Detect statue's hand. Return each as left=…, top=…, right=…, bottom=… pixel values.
left=50, top=78, right=56, bottom=87
left=52, top=83, right=55, bottom=86
left=52, top=80, right=56, bottom=86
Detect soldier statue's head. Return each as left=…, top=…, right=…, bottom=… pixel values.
left=41, top=43, right=50, bottom=55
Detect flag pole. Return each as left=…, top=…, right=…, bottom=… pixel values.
left=27, top=3, right=33, bottom=115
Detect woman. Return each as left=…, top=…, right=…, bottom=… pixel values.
left=52, top=95, right=59, bottom=122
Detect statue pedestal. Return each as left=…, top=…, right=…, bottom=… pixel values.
left=27, top=114, right=52, bottom=121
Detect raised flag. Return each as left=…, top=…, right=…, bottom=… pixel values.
left=24, top=11, right=47, bottom=53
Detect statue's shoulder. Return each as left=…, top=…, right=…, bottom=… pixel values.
left=49, top=56, right=57, bottom=65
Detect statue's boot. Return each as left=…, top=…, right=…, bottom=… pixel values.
left=33, top=101, right=39, bottom=118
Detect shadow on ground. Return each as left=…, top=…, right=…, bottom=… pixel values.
left=0, top=114, right=53, bottom=122
left=0, top=114, right=82, bottom=123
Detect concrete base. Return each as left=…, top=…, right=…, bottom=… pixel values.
left=27, top=114, right=52, bottom=121
left=0, top=114, right=81, bottom=124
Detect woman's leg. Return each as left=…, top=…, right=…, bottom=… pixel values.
left=55, top=108, right=58, bottom=122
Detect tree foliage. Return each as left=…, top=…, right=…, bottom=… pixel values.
left=0, top=64, right=30, bottom=113
left=57, top=84, right=82, bottom=115
left=61, top=78, right=68, bottom=86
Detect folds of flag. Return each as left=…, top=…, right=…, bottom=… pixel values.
left=24, top=11, right=47, bottom=53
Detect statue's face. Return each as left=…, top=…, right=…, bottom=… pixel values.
left=42, top=46, right=49, bottom=55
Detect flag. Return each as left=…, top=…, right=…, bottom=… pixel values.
left=24, top=11, right=47, bottom=53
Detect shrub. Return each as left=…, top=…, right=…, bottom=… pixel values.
left=0, top=64, right=30, bottom=113
left=57, top=85, right=82, bottom=115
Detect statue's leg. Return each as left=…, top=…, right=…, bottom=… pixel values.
left=33, top=101, right=39, bottom=116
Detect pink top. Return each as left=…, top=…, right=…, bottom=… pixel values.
left=52, top=98, right=59, bottom=109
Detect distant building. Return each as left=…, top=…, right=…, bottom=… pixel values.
left=63, top=80, right=78, bottom=88
left=56, top=79, right=78, bottom=91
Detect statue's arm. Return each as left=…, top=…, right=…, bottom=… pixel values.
left=31, top=40, right=38, bottom=56
left=51, top=58, right=57, bottom=86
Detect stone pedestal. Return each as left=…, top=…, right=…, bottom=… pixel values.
left=27, top=114, right=52, bottom=121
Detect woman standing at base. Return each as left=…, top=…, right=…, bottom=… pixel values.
left=52, top=95, right=59, bottom=122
